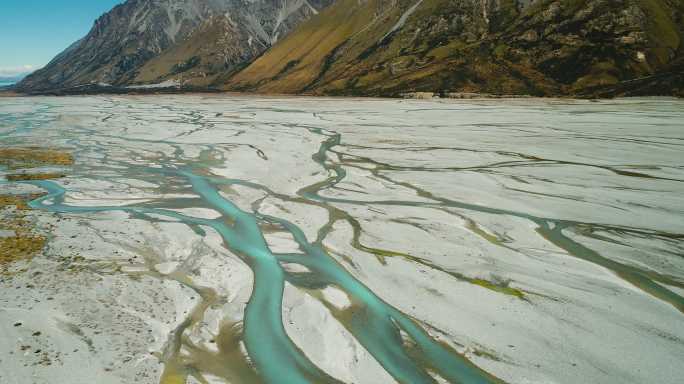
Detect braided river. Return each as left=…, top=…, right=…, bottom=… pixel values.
left=1, top=96, right=683, bottom=384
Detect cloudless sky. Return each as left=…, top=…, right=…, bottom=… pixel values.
left=0, top=0, right=123, bottom=76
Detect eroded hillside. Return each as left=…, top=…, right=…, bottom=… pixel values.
left=225, top=0, right=684, bottom=97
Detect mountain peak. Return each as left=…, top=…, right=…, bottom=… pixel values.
left=18, top=0, right=333, bottom=92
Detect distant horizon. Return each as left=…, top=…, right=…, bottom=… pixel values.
left=0, top=71, right=31, bottom=85
left=0, top=0, right=123, bottom=77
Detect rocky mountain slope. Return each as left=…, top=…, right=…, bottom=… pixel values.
left=17, top=0, right=684, bottom=97
left=18, top=0, right=332, bottom=92
left=225, top=0, right=684, bottom=97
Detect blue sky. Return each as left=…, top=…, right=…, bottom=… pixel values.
left=0, top=0, right=123, bottom=76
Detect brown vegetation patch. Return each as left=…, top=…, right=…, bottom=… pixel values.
left=0, top=194, right=42, bottom=210
left=0, top=193, right=47, bottom=272
left=0, top=235, right=47, bottom=267
left=6, top=172, right=66, bottom=181
left=0, top=147, right=73, bottom=169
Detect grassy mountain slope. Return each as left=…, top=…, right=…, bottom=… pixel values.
left=227, top=0, right=399, bottom=92
left=225, top=0, right=684, bottom=97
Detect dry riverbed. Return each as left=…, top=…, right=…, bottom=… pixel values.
left=0, top=95, right=683, bottom=384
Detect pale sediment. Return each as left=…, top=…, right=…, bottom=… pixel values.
left=0, top=95, right=682, bottom=384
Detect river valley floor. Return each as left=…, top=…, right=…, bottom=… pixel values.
left=0, top=95, right=683, bottom=384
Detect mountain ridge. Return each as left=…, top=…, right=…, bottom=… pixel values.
left=226, top=0, right=684, bottom=97
left=16, top=0, right=684, bottom=97
left=18, top=0, right=332, bottom=92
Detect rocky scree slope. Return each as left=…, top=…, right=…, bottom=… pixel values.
left=17, top=0, right=332, bottom=92
left=225, top=0, right=684, bottom=97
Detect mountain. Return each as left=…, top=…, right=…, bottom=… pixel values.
left=225, top=0, right=684, bottom=97
left=17, top=0, right=684, bottom=97
left=17, top=0, right=333, bottom=92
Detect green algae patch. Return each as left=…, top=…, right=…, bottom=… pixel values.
left=6, top=172, right=66, bottom=181
left=471, top=278, right=525, bottom=299
left=0, top=194, right=47, bottom=272
left=465, top=219, right=506, bottom=246
left=0, top=147, right=73, bottom=169
left=472, top=348, right=503, bottom=362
